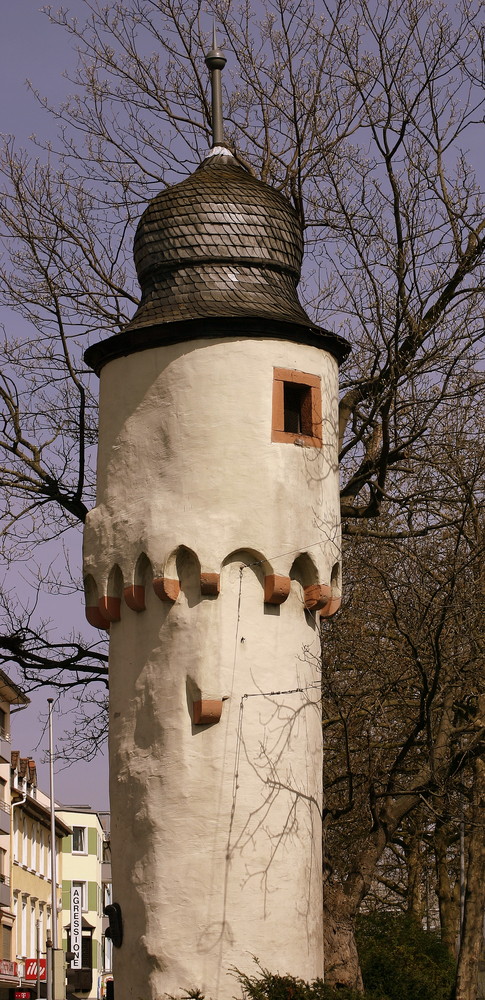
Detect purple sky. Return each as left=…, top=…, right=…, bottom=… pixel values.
left=1, top=4, right=83, bottom=140
left=2, top=2, right=109, bottom=809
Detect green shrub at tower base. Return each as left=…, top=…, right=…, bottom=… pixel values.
left=356, top=913, right=456, bottom=1000
left=233, top=913, right=456, bottom=1000
left=178, top=918, right=456, bottom=1000
left=234, top=963, right=386, bottom=1000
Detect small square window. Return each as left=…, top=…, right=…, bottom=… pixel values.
left=72, top=826, right=86, bottom=854
left=272, top=368, right=322, bottom=446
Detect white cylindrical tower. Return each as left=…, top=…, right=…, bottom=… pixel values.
left=84, top=51, right=349, bottom=1000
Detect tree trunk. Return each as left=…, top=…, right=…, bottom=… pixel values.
left=323, top=883, right=364, bottom=990
left=453, top=759, right=485, bottom=1000
left=405, top=810, right=425, bottom=921
left=322, top=802, right=417, bottom=989
left=434, top=814, right=460, bottom=955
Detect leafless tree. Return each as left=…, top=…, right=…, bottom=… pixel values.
left=321, top=412, right=484, bottom=989
left=0, top=0, right=484, bottom=989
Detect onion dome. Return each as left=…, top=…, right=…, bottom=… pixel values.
left=84, top=37, right=350, bottom=373
left=123, top=148, right=313, bottom=333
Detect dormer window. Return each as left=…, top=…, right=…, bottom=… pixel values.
left=272, top=368, right=322, bottom=447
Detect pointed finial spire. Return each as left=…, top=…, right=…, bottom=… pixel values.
left=205, top=23, right=227, bottom=147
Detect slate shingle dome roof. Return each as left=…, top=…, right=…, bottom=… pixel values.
left=84, top=147, right=350, bottom=372
left=123, top=148, right=314, bottom=332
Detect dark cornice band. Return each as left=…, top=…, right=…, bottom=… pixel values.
left=84, top=316, right=351, bottom=375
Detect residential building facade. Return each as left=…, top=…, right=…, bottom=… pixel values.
left=0, top=672, right=29, bottom=1000
left=0, top=670, right=111, bottom=1000
left=58, top=808, right=112, bottom=1000
left=10, top=754, right=69, bottom=1000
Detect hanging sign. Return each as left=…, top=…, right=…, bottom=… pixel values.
left=0, top=959, right=18, bottom=977
left=70, top=885, right=82, bottom=968
left=25, top=960, right=46, bottom=981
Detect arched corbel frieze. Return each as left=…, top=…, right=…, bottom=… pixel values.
left=289, top=551, right=340, bottom=614
left=84, top=574, right=110, bottom=632
left=223, top=547, right=268, bottom=598
left=124, top=552, right=150, bottom=611
left=319, top=561, right=342, bottom=616
left=99, top=564, right=123, bottom=622
left=84, top=547, right=341, bottom=623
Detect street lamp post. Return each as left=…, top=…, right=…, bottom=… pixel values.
left=47, top=699, right=62, bottom=1000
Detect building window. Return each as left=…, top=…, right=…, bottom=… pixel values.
left=72, top=827, right=87, bottom=854
left=2, top=923, right=11, bottom=961
left=66, top=929, right=93, bottom=987
left=38, top=903, right=45, bottom=951
left=21, top=896, right=27, bottom=957
left=13, top=813, right=19, bottom=864
left=272, top=368, right=322, bottom=447
left=29, top=902, right=35, bottom=956
left=35, top=823, right=42, bottom=874
left=73, top=881, right=87, bottom=912
left=22, top=818, right=28, bottom=866
left=103, top=883, right=112, bottom=909
left=102, top=932, right=113, bottom=973
left=39, top=828, right=45, bottom=877
left=27, top=821, right=33, bottom=869
left=81, top=934, right=93, bottom=971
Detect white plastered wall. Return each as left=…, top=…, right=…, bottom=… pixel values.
left=85, top=334, right=341, bottom=999
left=84, top=336, right=341, bottom=588
left=108, top=558, right=323, bottom=999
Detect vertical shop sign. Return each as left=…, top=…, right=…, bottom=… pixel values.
left=71, top=885, right=82, bottom=968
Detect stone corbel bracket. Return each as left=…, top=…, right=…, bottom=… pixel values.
left=303, top=583, right=341, bottom=616
left=264, top=574, right=291, bottom=605
left=200, top=573, right=220, bottom=596
left=192, top=699, right=223, bottom=725
left=85, top=550, right=342, bottom=627
left=152, top=577, right=181, bottom=603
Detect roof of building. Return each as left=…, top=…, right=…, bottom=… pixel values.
left=85, top=148, right=349, bottom=372
left=124, top=148, right=310, bottom=332
left=0, top=669, right=30, bottom=706
left=10, top=752, right=72, bottom=836
left=84, top=38, right=350, bottom=372
left=11, top=753, right=37, bottom=783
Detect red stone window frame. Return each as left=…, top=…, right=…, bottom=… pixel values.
left=272, top=367, right=322, bottom=447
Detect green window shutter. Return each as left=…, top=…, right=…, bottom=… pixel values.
left=92, top=938, right=98, bottom=968
left=62, top=836, right=71, bottom=854
left=88, top=827, right=98, bottom=855
left=88, top=881, right=97, bottom=911
left=62, top=881, right=71, bottom=910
